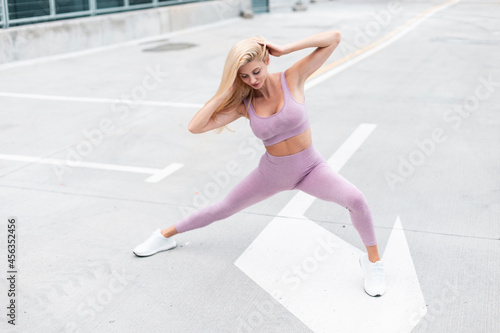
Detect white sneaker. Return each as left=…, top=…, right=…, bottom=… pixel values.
left=133, top=229, right=177, bottom=257
left=359, top=253, right=386, bottom=297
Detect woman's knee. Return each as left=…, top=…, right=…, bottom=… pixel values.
left=345, top=189, right=370, bottom=213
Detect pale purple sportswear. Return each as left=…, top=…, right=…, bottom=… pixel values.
left=175, top=70, right=377, bottom=246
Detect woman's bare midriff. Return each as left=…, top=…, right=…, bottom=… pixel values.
left=264, top=126, right=312, bottom=156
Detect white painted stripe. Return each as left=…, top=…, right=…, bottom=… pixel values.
left=0, top=92, right=203, bottom=108
left=0, top=17, right=241, bottom=71
left=145, top=163, right=184, bottom=183
left=0, top=153, right=183, bottom=182
left=305, top=0, right=461, bottom=91
left=0, top=153, right=157, bottom=173
left=326, top=123, right=377, bottom=171
left=280, top=124, right=377, bottom=219
left=279, top=192, right=317, bottom=220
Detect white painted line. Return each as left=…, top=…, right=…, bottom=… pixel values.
left=280, top=192, right=317, bottom=220
left=235, top=216, right=427, bottom=332
left=326, top=123, right=377, bottom=171
left=280, top=124, right=377, bottom=220
left=305, top=0, right=461, bottom=91
left=145, top=163, right=184, bottom=183
left=0, top=17, right=241, bottom=71
left=0, top=153, right=183, bottom=183
left=0, top=92, right=203, bottom=108
left=0, top=154, right=158, bottom=173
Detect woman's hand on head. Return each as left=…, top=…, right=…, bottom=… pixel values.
left=257, top=40, right=287, bottom=57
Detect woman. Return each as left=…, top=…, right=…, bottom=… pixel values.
left=133, top=31, right=386, bottom=297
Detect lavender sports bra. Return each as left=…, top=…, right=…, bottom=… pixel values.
left=243, top=70, right=310, bottom=146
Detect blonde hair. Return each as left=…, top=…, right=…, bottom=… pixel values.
left=211, top=35, right=270, bottom=134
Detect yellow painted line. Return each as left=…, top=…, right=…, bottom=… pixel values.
left=307, top=0, right=460, bottom=81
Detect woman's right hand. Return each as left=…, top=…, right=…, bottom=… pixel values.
left=257, top=40, right=287, bottom=57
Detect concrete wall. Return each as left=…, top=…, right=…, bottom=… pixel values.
left=268, top=0, right=328, bottom=13
left=267, top=0, right=337, bottom=14
left=269, top=0, right=303, bottom=12
left=0, top=0, right=252, bottom=64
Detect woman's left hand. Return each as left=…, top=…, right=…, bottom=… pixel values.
left=257, top=40, right=287, bottom=57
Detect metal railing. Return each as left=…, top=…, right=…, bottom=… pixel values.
left=1, top=0, right=209, bottom=28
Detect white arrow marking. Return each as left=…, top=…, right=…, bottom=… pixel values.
left=234, top=216, right=427, bottom=333
left=235, top=124, right=427, bottom=331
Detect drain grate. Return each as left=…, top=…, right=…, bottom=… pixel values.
left=142, top=42, right=198, bottom=52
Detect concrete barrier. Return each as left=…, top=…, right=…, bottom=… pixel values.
left=0, top=0, right=251, bottom=64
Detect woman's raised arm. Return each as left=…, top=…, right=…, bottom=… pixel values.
left=259, top=30, right=341, bottom=84
left=187, top=87, right=245, bottom=134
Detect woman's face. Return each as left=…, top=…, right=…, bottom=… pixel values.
left=238, top=59, right=269, bottom=90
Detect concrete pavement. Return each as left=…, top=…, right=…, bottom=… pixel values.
left=0, top=1, right=499, bottom=332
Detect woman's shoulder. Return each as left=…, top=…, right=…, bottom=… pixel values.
left=242, top=96, right=249, bottom=108
left=239, top=97, right=250, bottom=119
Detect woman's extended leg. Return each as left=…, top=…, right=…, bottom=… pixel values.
left=134, top=152, right=293, bottom=257
left=172, top=166, right=283, bottom=234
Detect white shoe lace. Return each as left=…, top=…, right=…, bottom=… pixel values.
left=370, top=263, right=384, bottom=283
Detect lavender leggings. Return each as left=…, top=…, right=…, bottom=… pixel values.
left=174, top=144, right=376, bottom=246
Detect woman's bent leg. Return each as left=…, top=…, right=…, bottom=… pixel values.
left=293, top=156, right=385, bottom=296
left=174, top=167, right=281, bottom=233
left=294, top=162, right=377, bottom=247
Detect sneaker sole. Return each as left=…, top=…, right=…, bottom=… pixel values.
left=133, top=244, right=177, bottom=257
left=364, top=289, right=382, bottom=297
